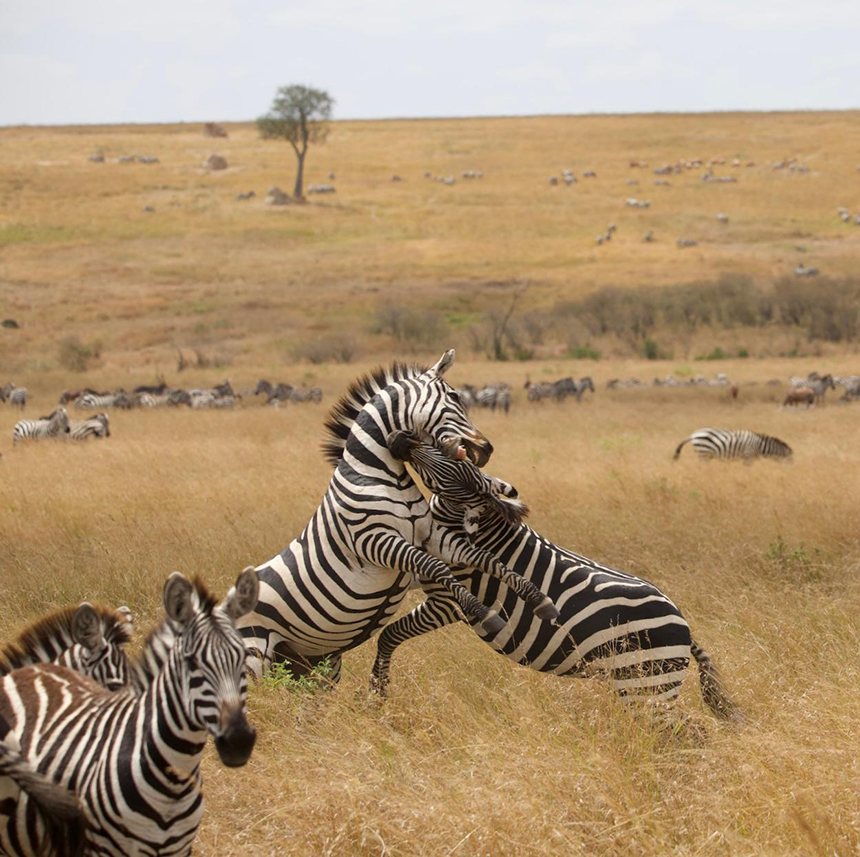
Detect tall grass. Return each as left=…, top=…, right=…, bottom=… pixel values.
left=1, top=357, right=859, bottom=854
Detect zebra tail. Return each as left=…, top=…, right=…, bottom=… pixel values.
left=690, top=640, right=742, bottom=722
left=673, top=437, right=692, bottom=460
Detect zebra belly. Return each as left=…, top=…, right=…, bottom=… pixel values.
left=241, top=540, right=412, bottom=658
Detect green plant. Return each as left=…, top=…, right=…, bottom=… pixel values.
left=695, top=347, right=728, bottom=361
left=566, top=345, right=601, bottom=360
left=261, top=657, right=335, bottom=693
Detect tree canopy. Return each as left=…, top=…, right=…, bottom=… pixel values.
left=257, top=85, right=334, bottom=200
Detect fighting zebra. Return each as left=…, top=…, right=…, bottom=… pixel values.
left=1, top=603, right=132, bottom=692
left=789, top=373, right=835, bottom=404
left=372, top=436, right=737, bottom=718
left=12, top=408, right=70, bottom=443
left=673, top=428, right=793, bottom=462
left=237, top=351, right=550, bottom=683
left=74, top=391, right=131, bottom=410
left=0, top=570, right=259, bottom=857
left=255, top=378, right=293, bottom=404
left=290, top=386, right=323, bottom=404
left=68, top=412, right=110, bottom=441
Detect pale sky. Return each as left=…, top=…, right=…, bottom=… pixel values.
left=2, top=0, right=858, bottom=125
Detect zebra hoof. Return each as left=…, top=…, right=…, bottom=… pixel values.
left=480, top=611, right=506, bottom=634
left=534, top=598, right=560, bottom=623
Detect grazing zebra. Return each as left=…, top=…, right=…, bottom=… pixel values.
left=68, top=412, right=110, bottom=440
left=673, top=428, right=792, bottom=462
left=255, top=378, right=293, bottom=404
left=238, top=351, right=543, bottom=683
left=0, top=570, right=259, bottom=857
left=74, top=391, right=130, bottom=410
left=290, top=385, right=323, bottom=404
left=789, top=373, right=835, bottom=404
left=372, top=436, right=737, bottom=718
left=1, top=603, right=132, bottom=692
left=12, top=408, right=70, bottom=443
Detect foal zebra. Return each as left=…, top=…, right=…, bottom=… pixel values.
left=373, top=437, right=737, bottom=718
left=1, top=603, right=132, bottom=691
left=12, top=408, right=70, bottom=443
left=238, top=351, right=546, bottom=683
left=674, top=428, right=793, bottom=462
left=0, top=570, right=259, bottom=857
left=68, top=412, right=110, bottom=441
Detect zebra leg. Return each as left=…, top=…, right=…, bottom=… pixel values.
left=363, top=534, right=505, bottom=634
left=430, top=533, right=559, bottom=623
left=370, top=592, right=461, bottom=695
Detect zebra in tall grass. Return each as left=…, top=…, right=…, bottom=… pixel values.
left=673, top=428, right=793, bottom=462
left=1, top=603, right=132, bottom=692
left=237, top=351, right=550, bottom=682
left=789, top=373, right=835, bottom=404
left=0, top=570, right=259, bottom=857
left=290, top=385, right=323, bottom=404
left=74, top=391, right=131, bottom=410
left=12, top=408, right=70, bottom=443
left=68, top=412, right=110, bottom=440
left=4, top=385, right=28, bottom=409
left=255, top=378, right=293, bottom=404
left=372, top=436, right=737, bottom=718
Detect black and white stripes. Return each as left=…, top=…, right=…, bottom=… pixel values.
left=12, top=408, right=70, bottom=443
left=674, top=428, right=793, bottom=461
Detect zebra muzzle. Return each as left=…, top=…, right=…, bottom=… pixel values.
left=215, top=707, right=257, bottom=768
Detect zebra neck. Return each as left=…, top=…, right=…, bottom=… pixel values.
left=343, top=407, right=414, bottom=479
left=432, top=497, right=520, bottom=547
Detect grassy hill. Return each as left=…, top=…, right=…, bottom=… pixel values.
left=2, top=111, right=860, bottom=375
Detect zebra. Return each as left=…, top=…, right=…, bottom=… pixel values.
left=12, top=407, right=70, bottom=443
left=74, top=391, right=131, bottom=410
left=371, top=436, right=737, bottom=719
left=255, top=378, right=294, bottom=404
left=525, top=380, right=556, bottom=402
left=475, top=383, right=511, bottom=413
left=1, top=603, right=132, bottom=692
left=237, top=351, right=545, bottom=683
left=554, top=376, right=595, bottom=402
left=789, top=373, right=835, bottom=404
left=6, top=386, right=28, bottom=409
left=673, top=428, right=793, bottom=462
left=290, top=386, right=323, bottom=404
left=0, top=569, right=259, bottom=857
left=68, top=412, right=110, bottom=440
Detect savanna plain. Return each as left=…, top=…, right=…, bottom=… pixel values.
left=1, top=113, right=860, bottom=856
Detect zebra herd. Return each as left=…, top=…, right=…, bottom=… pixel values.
left=2, top=349, right=742, bottom=855
left=524, top=375, right=595, bottom=403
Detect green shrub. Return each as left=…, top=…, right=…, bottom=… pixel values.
left=566, top=345, right=601, bottom=360
left=261, top=657, right=335, bottom=693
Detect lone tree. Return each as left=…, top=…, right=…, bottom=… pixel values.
left=257, top=85, right=334, bottom=201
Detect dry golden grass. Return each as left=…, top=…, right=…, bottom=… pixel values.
left=2, top=356, right=859, bottom=855
left=2, top=112, right=860, bottom=370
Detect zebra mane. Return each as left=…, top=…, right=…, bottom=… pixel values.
left=0, top=605, right=132, bottom=675
left=322, top=362, right=427, bottom=467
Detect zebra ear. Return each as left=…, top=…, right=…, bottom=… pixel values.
left=116, top=605, right=134, bottom=630
left=429, top=349, right=455, bottom=378
left=221, top=567, right=260, bottom=621
left=163, top=573, right=196, bottom=626
left=72, top=603, right=106, bottom=652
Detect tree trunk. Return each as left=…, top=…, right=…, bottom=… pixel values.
left=294, top=149, right=306, bottom=200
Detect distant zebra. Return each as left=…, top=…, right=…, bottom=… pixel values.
left=238, top=352, right=542, bottom=684
left=290, top=386, right=323, bottom=404
left=475, top=383, right=511, bottom=413
left=1, top=603, right=132, bottom=692
left=6, top=386, right=28, bottom=409
left=255, top=378, right=293, bottom=404
left=0, top=570, right=259, bottom=857
left=525, top=380, right=556, bottom=402
left=68, top=412, right=110, bottom=440
left=673, top=428, right=792, bottom=462
left=373, top=436, right=737, bottom=718
left=555, top=376, right=595, bottom=402
left=790, top=373, right=835, bottom=404
left=74, top=391, right=131, bottom=410
left=12, top=407, right=70, bottom=443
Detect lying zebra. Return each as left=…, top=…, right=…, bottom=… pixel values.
left=68, top=412, right=110, bottom=440
left=674, top=428, right=792, bottom=462
left=374, top=434, right=737, bottom=718
left=12, top=407, right=69, bottom=443
left=1, top=602, right=133, bottom=691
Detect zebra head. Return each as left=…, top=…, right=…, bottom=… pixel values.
left=414, top=350, right=493, bottom=467
left=50, top=407, right=71, bottom=436
left=162, top=569, right=259, bottom=768
left=69, top=602, right=133, bottom=691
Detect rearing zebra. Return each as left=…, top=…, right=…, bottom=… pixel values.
left=12, top=408, right=70, bottom=443
left=673, top=428, right=792, bottom=462
left=372, top=436, right=737, bottom=718
left=238, top=351, right=548, bottom=683
left=0, top=570, right=259, bottom=857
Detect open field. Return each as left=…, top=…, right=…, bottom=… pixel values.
left=2, top=356, right=859, bottom=855
left=2, top=112, right=860, bottom=371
